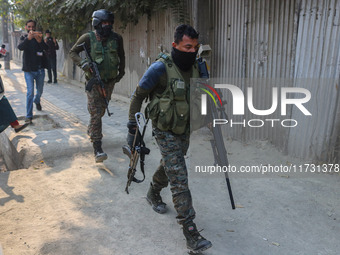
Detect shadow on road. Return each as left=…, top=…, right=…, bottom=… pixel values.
left=0, top=171, right=24, bottom=206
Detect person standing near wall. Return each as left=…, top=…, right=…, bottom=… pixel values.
left=44, top=30, right=59, bottom=84
left=17, top=20, right=48, bottom=124
left=69, top=9, right=125, bottom=163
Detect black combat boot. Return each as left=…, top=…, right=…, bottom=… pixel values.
left=146, top=183, right=167, bottom=214
left=93, top=141, right=108, bottom=163
left=182, top=221, right=212, bottom=253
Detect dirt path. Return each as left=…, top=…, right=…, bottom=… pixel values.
left=1, top=136, right=339, bottom=255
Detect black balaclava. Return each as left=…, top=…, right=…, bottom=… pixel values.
left=96, top=24, right=112, bottom=38
left=171, top=47, right=198, bottom=71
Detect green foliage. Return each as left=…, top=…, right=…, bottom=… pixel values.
left=12, top=0, right=93, bottom=42
left=10, top=0, right=186, bottom=43
left=171, top=0, right=190, bottom=25
left=0, top=0, right=10, bottom=16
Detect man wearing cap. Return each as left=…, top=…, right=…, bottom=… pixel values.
left=69, top=9, right=125, bottom=163
left=44, top=30, right=59, bottom=84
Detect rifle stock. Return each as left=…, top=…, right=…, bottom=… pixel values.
left=123, top=113, right=150, bottom=194
left=122, top=144, right=140, bottom=194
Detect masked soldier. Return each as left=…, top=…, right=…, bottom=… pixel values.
left=127, top=24, right=212, bottom=253
left=69, top=9, right=125, bottom=163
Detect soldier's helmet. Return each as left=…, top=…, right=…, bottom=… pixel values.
left=92, top=9, right=114, bottom=29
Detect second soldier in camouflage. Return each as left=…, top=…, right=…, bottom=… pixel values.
left=69, top=9, right=125, bottom=163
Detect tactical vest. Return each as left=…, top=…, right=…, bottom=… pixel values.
left=146, top=53, right=200, bottom=135
left=88, top=31, right=119, bottom=81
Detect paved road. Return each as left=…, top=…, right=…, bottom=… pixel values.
left=0, top=61, right=139, bottom=169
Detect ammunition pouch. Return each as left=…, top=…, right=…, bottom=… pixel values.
left=146, top=82, right=189, bottom=135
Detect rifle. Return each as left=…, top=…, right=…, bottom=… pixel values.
left=77, top=42, right=112, bottom=116
left=197, top=57, right=236, bottom=210
left=122, top=112, right=150, bottom=194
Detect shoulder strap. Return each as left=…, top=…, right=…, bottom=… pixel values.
left=88, top=31, right=96, bottom=44
left=156, top=52, right=173, bottom=67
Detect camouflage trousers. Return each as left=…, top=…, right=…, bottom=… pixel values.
left=152, top=128, right=195, bottom=225
left=86, top=80, right=115, bottom=142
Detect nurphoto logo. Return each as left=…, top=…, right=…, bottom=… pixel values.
left=200, top=84, right=312, bottom=128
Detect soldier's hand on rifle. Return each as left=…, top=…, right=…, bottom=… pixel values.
left=127, top=120, right=139, bottom=148
left=81, top=60, right=91, bottom=72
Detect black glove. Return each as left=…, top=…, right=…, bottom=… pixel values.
left=127, top=120, right=139, bottom=148
left=80, top=60, right=90, bottom=72
left=127, top=120, right=137, bottom=131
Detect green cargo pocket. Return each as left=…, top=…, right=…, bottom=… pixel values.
left=172, top=100, right=189, bottom=134
left=157, top=97, right=173, bottom=131
left=94, top=50, right=104, bottom=65
left=145, top=97, right=160, bottom=121
left=171, top=79, right=186, bottom=101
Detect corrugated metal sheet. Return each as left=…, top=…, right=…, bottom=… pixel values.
left=114, top=8, right=184, bottom=98
left=288, top=0, right=340, bottom=161
left=209, top=0, right=296, bottom=149
left=206, top=0, right=340, bottom=161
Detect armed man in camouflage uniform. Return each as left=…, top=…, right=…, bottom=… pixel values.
left=70, top=9, right=125, bottom=163
left=127, top=24, right=212, bottom=253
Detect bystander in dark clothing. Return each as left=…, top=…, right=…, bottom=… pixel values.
left=17, top=20, right=48, bottom=123
left=45, top=30, right=59, bottom=84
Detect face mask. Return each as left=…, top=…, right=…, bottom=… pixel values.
left=171, top=47, right=198, bottom=71
left=97, top=24, right=112, bottom=38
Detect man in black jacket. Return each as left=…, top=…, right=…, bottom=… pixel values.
left=17, top=20, right=48, bottom=123
left=45, top=30, right=59, bottom=84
